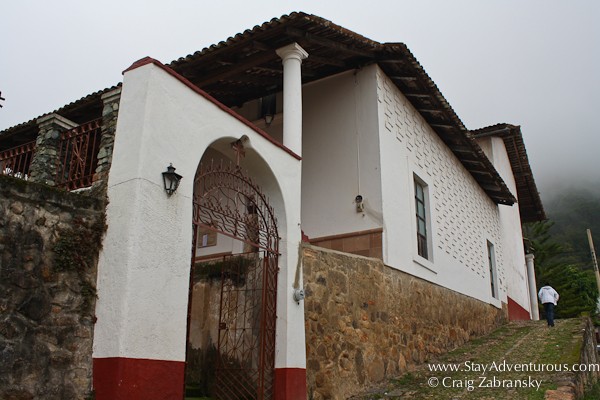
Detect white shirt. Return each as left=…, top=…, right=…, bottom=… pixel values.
left=538, top=286, right=559, bottom=305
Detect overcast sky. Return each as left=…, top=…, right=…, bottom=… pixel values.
left=1, top=0, right=598, bottom=199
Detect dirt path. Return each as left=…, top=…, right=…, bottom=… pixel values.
left=350, top=319, right=584, bottom=400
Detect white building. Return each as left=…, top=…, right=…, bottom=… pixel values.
left=0, top=12, right=545, bottom=400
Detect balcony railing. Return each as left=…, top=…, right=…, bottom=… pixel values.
left=0, top=118, right=102, bottom=190
left=0, top=140, right=36, bottom=180
left=56, top=118, right=102, bottom=190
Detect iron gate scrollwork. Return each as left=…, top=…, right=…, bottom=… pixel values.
left=192, top=160, right=279, bottom=400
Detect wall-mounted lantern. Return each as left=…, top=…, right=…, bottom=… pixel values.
left=162, top=164, right=182, bottom=196
left=260, top=94, right=276, bottom=126
left=355, top=194, right=364, bottom=213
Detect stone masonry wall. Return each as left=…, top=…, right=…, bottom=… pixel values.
left=0, top=175, right=105, bottom=400
left=576, top=318, right=600, bottom=394
left=544, top=318, right=600, bottom=400
left=303, top=244, right=508, bottom=399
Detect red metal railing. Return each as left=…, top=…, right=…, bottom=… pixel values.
left=56, top=118, right=102, bottom=190
left=0, top=140, right=36, bottom=180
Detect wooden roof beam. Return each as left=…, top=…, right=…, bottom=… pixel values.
left=390, top=76, right=417, bottom=81
left=430, top=123, right=455, bottom=129
left=470, top=170, right=493, bottom=176
left=378, top=59, right=406, bottom=64
left=203, top=75, right=282, bottom=88
left=418, top=108, right=445, bottom=114
left=448, top=145, right=475, bottom=154
left=306, top=54, right=348, bottom=68
left=251, top=40, right=272, bottom=52
left=286, top=27, right=375, bottom=58
left=194, top=51, right=280, bottom=87
left=405, top=92, right=432, bottom=98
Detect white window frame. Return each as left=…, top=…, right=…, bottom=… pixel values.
left=487, top=240, right=499, bottom=299
left=412, top=173, right=434, bottom=271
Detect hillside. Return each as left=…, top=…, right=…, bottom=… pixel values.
left=544, top=187, right=600, bottom=270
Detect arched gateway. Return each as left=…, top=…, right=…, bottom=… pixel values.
left=93, top=58, right=306, bottom=400
left=188, top=159, right=279, bottom=400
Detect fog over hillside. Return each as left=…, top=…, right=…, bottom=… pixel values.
left=538, top=176, right=600, bottom=206
left=2, top=2, right=598, bottom=197
left=539, top=181, right=600, bottom=272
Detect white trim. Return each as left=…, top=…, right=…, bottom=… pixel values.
left=487, top=239, right=499, bottom=300
left=410, top=171, right=435, bottom=271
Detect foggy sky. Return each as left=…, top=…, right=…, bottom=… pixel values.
left=1, top=0, right=598, bottom=199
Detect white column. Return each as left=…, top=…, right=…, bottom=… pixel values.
left=276, top=43, right=308, bottom=156
left=526, top=254, right=539, bottom=320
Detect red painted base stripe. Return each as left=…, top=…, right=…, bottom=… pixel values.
left=274, top=368, right=307, bottom=400
left=93, top=357, right=184, bottom=400
left=507, top=296, right=531, bottom=321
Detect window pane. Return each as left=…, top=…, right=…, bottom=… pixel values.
left=416, top=183, right=424, bottom=200
left=487, top=241, right=497, bottom=298
left=418, top=235, right=428, bottom=259
left=418, top=219, right=426, bottom=235
left=417, top=201, right=425, bottom=217
left=415, top=178, right=429, bottom=260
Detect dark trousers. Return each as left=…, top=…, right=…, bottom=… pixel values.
left=543, top=303, right=555, bottom=326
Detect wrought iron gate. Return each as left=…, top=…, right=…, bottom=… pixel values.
left=192, top=161, right=278, bottom=400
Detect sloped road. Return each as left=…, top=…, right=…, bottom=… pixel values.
left=350, top=319, right=586, bottom=400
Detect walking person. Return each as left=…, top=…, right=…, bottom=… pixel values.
left=538, top=283, right=559, bottom=327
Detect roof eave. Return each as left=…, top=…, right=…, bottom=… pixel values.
left=472, top=123, right=546, bottom=222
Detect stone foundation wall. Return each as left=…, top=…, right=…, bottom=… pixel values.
left=0, top=175, right=104, bottom=400
left=302, top=244, right=507, bottom=399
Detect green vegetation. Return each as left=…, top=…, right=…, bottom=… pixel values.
left=582, top=380, right=600, bottom=400
left=53, top=213, right=106, bottom=315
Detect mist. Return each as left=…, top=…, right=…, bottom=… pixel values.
left=1, top=1, right=598, bottom=206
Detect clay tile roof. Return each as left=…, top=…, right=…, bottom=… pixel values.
left=471, top=124, right=546, bottom=222
left=1, top=12, right=521, bottom=205
left=165, top=12, right=516, bottom=205
left=0, top=84, right=121, bottom=146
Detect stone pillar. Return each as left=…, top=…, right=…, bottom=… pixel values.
left=91, top=88, right=122, bottom=196
left=526, top=254, right=540, bottom=320
left=276, top=43, right=308, bottom=156
left=29, top=114, right=78, bottom=186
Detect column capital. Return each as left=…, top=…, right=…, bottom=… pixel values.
left=101, top=87, right=122, bottom=104
left=276, top=42, right=308, bottom=62
left=525, top=253, right=535, bottom=262
left=36, top=113, right=78, bottom=131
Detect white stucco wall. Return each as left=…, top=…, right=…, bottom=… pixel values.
left=375, top=66, right=510, bottom=307
left=93, top=61, right=306, bottom=370
left=479, top=136, right=531, bottom=313
left=301, top=69, right=383, bottom=239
